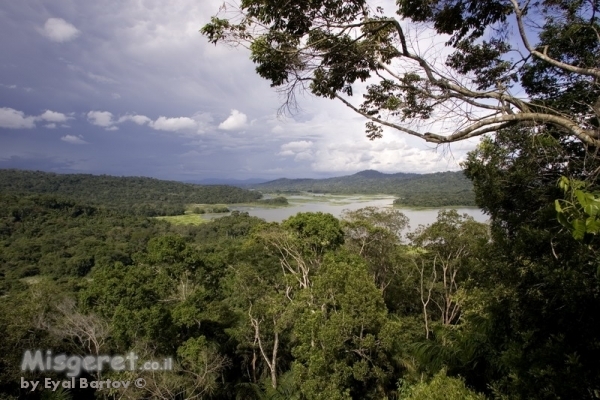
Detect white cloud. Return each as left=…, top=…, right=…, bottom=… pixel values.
left=61, top=135, right=88, bottom=144
left=191, top=112, right=214, bottom=134
left=118, top=114, right=151, bottom=125
left=280, top=140, right=313, bottom=152
left=45, top=123, right=57, bottom=129
left=295, top=151, right=314, bottom=161
left=87, top=111, right=114, bottom=127
left=256, top=108, right=468, bottom=174
left=86, top=111, right=208, bottom=134
left=150, top=116, right=197, bottom=131
left=309, top=137, right=445, bottom=173
left=278, top=141, right=315, bottom=161
left=271, top=125, right=284, bottom=134
left=41, top=18, right=81, bottom=43
left=87, top=72, right=117, bottom=84
left=111, top=93, right=121, bottom=99
left=218, top=109, right=248, bottom=131
left=0, top=107, right=36, bottom=129
left=38, top=110, right=70, bottom=123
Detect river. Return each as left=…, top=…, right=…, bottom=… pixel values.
left=203, top=194, right=488, bottom=229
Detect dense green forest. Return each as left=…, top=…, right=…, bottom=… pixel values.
left=0, top=170, right=262, bottom=217
left=0, top=194, right=170, bottom=287
left=252, top=170, right=476, bottom=207
left=0, top=191, right=492, bottom=400
left=2, top=135, right=600, bottom=399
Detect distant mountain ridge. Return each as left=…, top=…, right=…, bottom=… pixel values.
left=183, top=178, right=269, bottom=186
left=351, top=169, right=419, bottom=179
left=250, top=169, right=476, bottom=207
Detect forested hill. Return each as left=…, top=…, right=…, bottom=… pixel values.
left=251, top=170, right=476, bottom=207
left=0, top=169, right=261, bottom=216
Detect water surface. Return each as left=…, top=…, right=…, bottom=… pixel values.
left=204, top=194, right=488, bottom=228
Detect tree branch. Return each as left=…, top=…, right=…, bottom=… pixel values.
left=334, top=93, right=426, bottom=139
left=510, top=0, right=600, bottom=79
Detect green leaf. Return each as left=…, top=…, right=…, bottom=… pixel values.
left=558, top=176, right=570, bottom=192
left=585, top=216, right=600, bottom=234
left=584, top=203, right=600, bottom=218
left=572, top=219, right=587, bottom=240
left=554, top=199, right=563, bottom=213
left=556, top=211, right=570, bottom=228
left=575, top=190, right=590, bottom=208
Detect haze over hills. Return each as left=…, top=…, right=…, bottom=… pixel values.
left=249, top=169, right=476, bottom=207
left=183, top=178, right=270, bottom=186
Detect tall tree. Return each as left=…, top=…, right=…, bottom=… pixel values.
left=408, top=210, right=489, bottom=337
left=291, top=252, right=395, bottom=400
left=341, top=207, right=414, bottom=313
left=457, top=128, right=600, bottom=399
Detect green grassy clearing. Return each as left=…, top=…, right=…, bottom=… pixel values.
left=155, top=214, right=208, bottom=225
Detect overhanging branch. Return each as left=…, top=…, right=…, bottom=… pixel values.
left=334, top=93, right=425, bottom=140
left=510, top=0, right=600, bottom=80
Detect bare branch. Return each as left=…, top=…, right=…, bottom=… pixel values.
left=334, top=93, right=426, bottom=140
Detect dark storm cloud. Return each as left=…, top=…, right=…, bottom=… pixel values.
left=0, top=0, right=472, bottom=180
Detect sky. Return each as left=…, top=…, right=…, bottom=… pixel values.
left=0, top=0, right=479, bottom=181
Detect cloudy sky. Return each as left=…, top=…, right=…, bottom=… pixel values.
left=0, top=0, right=478, bottom=180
